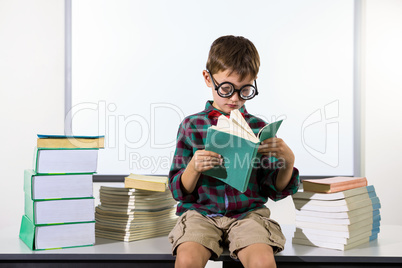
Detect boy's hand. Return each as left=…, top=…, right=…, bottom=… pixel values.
left=181, top=150, right=222, bottom=194
left=258, top=138, right=295, bottom=169
left=190, top=150, right=223, bottom=173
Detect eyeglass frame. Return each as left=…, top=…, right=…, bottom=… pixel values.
left=206, top=69, right=259, bottom=100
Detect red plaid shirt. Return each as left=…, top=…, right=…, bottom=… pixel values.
left=169, top=101, right=300, bottom=219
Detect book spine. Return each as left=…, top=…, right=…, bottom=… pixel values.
left=24, top=194, right=35, bottom=224
left=24, top=169, right=35, bottom=199
left=33, top=147, right=39, bottom=173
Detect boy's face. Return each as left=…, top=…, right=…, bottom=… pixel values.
left=203, top=69, right=254, bottom=114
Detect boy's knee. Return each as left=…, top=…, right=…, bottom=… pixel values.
left=175, top=242, right=211, bottom=268
left=247, top=254, right=276, bottom=268
left=175, top=254, right=201, bottom=268
left=237, top=243, right=277, bottom=268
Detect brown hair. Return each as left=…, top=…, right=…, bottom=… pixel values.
left=206, top=35, right=260, bottom=81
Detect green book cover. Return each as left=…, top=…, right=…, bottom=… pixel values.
left=19, top=215, right=35, bottom=250
left=257, top=120, right=283, bottom=141
left=19, top=215, right=95, bottom=250
left=24, top=169, right=35, bottom=198
left=203, top=110, right=283, bottom=193
left=203, top=128, right=259, bottom=192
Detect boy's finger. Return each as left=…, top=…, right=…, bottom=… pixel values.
left=259, top=144, right=280, bottom=150
left=201, top=151, right=222, bottom=158
left=258, top=147, right=280, bottom=154
left=261, top=141, right=278, bottom=147
left=202, top=157, right=221, bottom=163
left=260, top=137, right=276, bottom=144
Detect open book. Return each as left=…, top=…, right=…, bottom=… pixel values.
left=203, top=109, right=283, bottom=192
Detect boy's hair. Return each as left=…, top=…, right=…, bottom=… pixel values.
left=206, top=35, right=260, bottom=81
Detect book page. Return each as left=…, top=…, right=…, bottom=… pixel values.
left=230, top=109, right=255, bottom=138
left=212, top=114, right=259, bottom=143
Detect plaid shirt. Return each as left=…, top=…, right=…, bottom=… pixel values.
left=169, top=101, right=299, bottom=219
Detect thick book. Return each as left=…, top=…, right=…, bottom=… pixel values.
left=292, top=233, right=378, bottom=251
left=294, top=192, right=380, bottom=213
left=293, top=226, right=380, bottom=245
left=24, top=169, right=93, bottom=200
left=295, top=224, right=380, bottom=239
left=37, top=134, right=105, bottom=149
left=24, top=195, right=95, bottom=224
left=19, top=215, right=95, bottom=250
left=33, top=147, right=98, bottom=174
left=296, top=209, right=380, bottom=225
left=295, top=203, right=380, bottom=219
left=293, top=185, right=375, bottom=201
left=302, top=176, right=368, bottom=193
left=295, top=214, right=381, bottom=232
left=124, top=174, right=168, bottom=192
left=203, top=109, right=283, bottom=193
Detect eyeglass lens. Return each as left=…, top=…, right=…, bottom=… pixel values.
left=217, top=82, right=256, bottom=100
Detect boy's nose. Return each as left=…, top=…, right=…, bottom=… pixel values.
left=229, top=91, right=241, bottom=101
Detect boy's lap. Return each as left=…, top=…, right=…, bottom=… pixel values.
left=227, top=207, right=286, bottom=257
left=168, top=210, right=225, bottom=258
left=168, top=208, right=286, bottom=259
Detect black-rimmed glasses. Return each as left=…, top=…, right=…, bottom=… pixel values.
left=207, top=69, right=258, bottom=100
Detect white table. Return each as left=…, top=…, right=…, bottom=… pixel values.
left=2, top=224, right=402, bottom=267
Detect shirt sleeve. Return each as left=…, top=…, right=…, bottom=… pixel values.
left=258, top=156, right=300, bottom=201
left=168, top=120, right=198, bottom=203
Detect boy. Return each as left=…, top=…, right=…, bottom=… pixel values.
left=168, top=35, right=299, bottom=268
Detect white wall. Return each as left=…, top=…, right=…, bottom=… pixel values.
left=364, top=0, right=402, bottom=225
left=1, top=0, right=401, bottom=234
left=0, top=0, right=64, bottom=230
left=72, top=0, right=355, bottom=178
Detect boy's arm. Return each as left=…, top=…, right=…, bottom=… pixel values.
left=181, top=150, right=222, bottom=194
left=257, top=137, right=300, bottom=200
left=169, top=120, right=221, bottom=200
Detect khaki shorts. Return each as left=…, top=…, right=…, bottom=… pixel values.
left=168, top=207, right=286, bottom=259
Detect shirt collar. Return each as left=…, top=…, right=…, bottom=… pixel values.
left=204, top=100, right=248, bottom=116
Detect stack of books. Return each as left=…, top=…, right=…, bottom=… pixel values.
left=19, top=135, right=104, bottom=250
left=292, top=177, right=381, bottom=250
left=95, top=174, right=178, bottom=242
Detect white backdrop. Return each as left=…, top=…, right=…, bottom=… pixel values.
left=71, top=0, right=354, bottom=176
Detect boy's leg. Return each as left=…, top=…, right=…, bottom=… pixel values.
left=226, top=207, right=286, bottom=268
left=237, top=243, right=276, bottom=268
left=168, top=210, right=225, bottom=267
left=175, top=241, right=212, bottom=268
